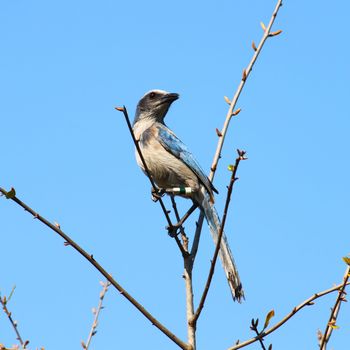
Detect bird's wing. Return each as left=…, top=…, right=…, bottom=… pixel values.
left=156, top=124, right=217, bottom=195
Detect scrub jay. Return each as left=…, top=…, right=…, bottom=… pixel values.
left=133, top=89, right=243, bottom=301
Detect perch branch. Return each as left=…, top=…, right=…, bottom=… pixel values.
left=319, top=263, right=350, bottom=349
left=116, top=106, right=174, bottom=228
left=0, top=187, right=190, bottom=350
left=190, top=150, right=246, bottom=326
left=170, top=196, right=189, bottom=253
left=228, top=281, right=350, bottom=350
left=169, top=195, right=196, bottom=347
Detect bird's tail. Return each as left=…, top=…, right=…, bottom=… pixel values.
left=197, top=188, right=244, bottom=302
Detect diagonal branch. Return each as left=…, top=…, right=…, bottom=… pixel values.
left=0, top=187, right=190, bottom=350
left=228, top=281, right=350, bottom=350
left=196, top=0, right=284, bottom=265
left=190, top=150, right=246, bottom=326
left=209, top=0, right=283, bottom=182
left=116, top=106, right=174, bottom=229
left=319, top=262, right=350, bottom=349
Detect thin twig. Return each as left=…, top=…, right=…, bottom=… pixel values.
left=190, top=150, right=246, bottom=326
left=319, top=264, right=350, bottom=350
left=209, top=0, right=283, bottom=182
left=228, top=281, right=350, bottom=350
left=116, top=106, right=174, bottom=229
left=0, top=187, right=190, bottom=350
left=0, top=289, right=28, bottom=349
left=170, top=196, right=189, bottom=253
left=190, top=215, right=205, bottom=266
left=82, top=280, right=111, bottom=350
left=196, top=0, right=284, bottom=264
left=250, top=319, right=267, bottom=350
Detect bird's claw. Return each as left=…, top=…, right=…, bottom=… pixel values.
left=167, top=223, right=182, bottom=238
left=151, top=188, right=165, bottom=202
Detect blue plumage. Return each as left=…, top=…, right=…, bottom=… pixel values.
left=132, top=89, right=244, bottom=301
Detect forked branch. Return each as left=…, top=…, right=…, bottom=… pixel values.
left=228, top=281, right=350, bottom=350
left=319, top=261, right=350, bottom=349
left=0, top=187, right=189, bottom=350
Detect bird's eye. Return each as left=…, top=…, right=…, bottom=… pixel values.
left=149, top=92, right=156, bottom=99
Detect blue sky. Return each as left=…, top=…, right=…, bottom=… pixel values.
left=1, top=1, right=349, bottom=349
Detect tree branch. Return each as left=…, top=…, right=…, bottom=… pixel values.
left=190, top=150, right=246, bottom=326
left=196, top=0, right=283, bottom=266
left=0, top=287, right=28, bottom=349
left=115, top=106, right=174, bottom=230
left=228, top=281, right=350, bottom=350
left=319, top=262, right=350, bottom=349
left=0, top=187, right=190, bottom=350
left=209, top=0, right=283, bottom=182
left=82, top=280, right=111, bottom=350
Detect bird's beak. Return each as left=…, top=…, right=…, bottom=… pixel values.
left=162, top=92, right=179, bottom=104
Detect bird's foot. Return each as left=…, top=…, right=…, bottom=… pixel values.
left=166, top=223, right=182, bottom=238
left=151, top=188, right=165, bottom=202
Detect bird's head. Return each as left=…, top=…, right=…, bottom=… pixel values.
left=134, top=89, right=179, bottom=124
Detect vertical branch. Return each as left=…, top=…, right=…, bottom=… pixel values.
left=169, top=197, right=196, bottom=348
left=82, top=280, right=111, bottom=350
left=319, top=262, right=350, bottom=349
left=184, top=258, right=196, bottom=350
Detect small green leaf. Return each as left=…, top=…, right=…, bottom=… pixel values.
left=5, top=187, right=16, bottom=199
left=227, top=164, right=235, bottom=172
left=328, top=320, right=339, bottom=329
left=263, top=309, right=275, bottom=329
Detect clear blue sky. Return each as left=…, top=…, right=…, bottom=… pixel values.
left=1, top=1, right=349, bottom=349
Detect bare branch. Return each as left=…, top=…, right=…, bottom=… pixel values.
left=196, top=0, right=283, bottom=266
left=0, top=287, right=28, bottom=349
left=319, top=262, right=350, bottom=349
left=228, top=281, right=350, bottom=350
left=209, top=0, right=283, bottom=182
left=115, top=106, right=174, bottom=230
left=190, top=150, right=246, bottom=325
left=82, top=280, right=111, bottom=350
left=184, top=259, right=196, bottom=349
left=0, top=187, right=190, bottom=350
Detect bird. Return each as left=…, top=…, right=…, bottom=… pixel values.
left=132, top=89, right=244, bottom=301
